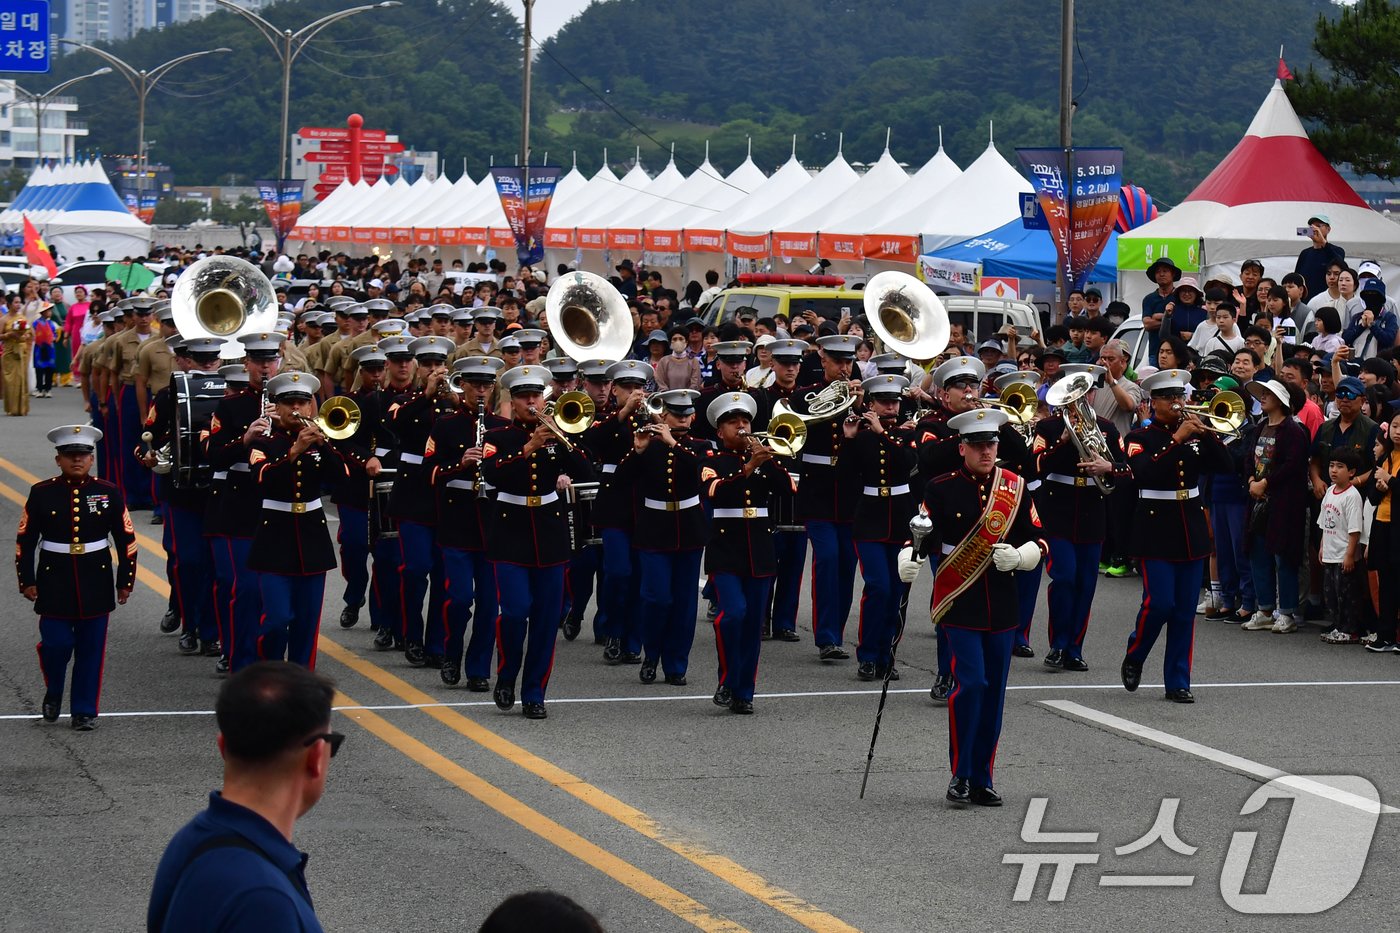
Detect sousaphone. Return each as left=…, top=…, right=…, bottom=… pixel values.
left=864, top=270, right=951, bottom=362
left=545, top=270, right=633, bottom=362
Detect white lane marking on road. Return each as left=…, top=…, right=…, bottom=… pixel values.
left=6, top=678, right=1400, bottom=721
left=1043, top=699, right=1400, bottom=816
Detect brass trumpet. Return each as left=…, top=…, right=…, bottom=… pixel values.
left=1174, top=390, right=1246, bottom=436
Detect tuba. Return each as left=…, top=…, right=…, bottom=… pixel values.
left=545, top=270, right=633, bottom=362
left=1045, top=372, right=1114, bottom=493
left=171, top=255, right=280, bottom=341
left=864, top=270, right=951, bottom=361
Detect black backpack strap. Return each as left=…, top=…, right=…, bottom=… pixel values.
left=179, top=834, right=308, bottom=901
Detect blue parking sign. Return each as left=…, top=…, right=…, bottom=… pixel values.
left=0, top=1, right=51, bottom=74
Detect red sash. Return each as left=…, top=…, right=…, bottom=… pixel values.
left=930, top=468, right=1023, bottom=626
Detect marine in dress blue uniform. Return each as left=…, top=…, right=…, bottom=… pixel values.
left=368, top=335, right=419, bottom=651
left=561, top=358, right=614, bottom=642
left=248, top=372, right=349, bottom=668
left=616, top=388, right=712, bottom=686
left=203, top=364, right=250, bottom=674
left=429, top=355, right=508, bottom=690
left=762, top=338, right=809, bottom=642
left=994, top=369, right=1047, bottom=657
left=479, top=365, right=595, bottom=719
left=15, top=425, right=137, bottom=729
left=796, top=334, right=865, bottom=660
left=1121, top=369, right=1232, bottom=703
left=843, top=373, right=919, bottom=681
left=328, top=344, right=388, bottom=631
left=901, top=409, right=1045, bottom=806
left=1030, top=365, right=1131, bottom=670
left=703, top=392, right=795, bottom=713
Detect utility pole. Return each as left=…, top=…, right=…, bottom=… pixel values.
left=10, top=68, right=111, bottom=167
left=521, top=0, right=534, bottom=171
left=1057, top=0, right=1074, bottom=322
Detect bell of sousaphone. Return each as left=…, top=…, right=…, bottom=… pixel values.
left=864, top=270, right=951, bottom=361
left=171, top=255, right=279, bottom=341
left=546, top=270, right=633, bottom=362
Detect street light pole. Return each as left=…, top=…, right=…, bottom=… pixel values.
left=10, top=67, right=112, bottom=166
left=58, top=42, right=229, bottom=217
left=214, top=0, right=401, bottom=181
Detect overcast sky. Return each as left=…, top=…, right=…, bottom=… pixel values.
left=518, top=0, right=596, bottom=39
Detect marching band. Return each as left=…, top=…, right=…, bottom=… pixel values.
left=16, top=260, right=1242, bottom=808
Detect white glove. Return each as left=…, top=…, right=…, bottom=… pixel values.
left=991, top=543, right=1020, bottom=572
left=897, top=546, right=923, bottom=583
left=1014, top=540, right=1043, bottom=570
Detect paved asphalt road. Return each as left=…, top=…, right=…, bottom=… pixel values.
left=1, top=390, right=1397, bottom=932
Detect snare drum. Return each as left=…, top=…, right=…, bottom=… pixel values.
left=567, top=481, right=602, bottom=551
left=774, top=473, right=802, bottom=532
left=369, top=472, right=399, bottom=544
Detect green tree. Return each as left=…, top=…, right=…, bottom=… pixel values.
left=152, top=198, right=206, bottom=226
left=1289, top=0, right=1400, bottom=178
left=209, top=194, right=263, bottom=227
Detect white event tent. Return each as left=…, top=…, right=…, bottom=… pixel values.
left=1, top=159, right=151, bottom=259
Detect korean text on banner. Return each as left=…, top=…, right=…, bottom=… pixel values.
left=1117, top=237, right=1202, bottom=273
left=917, top=255, right=980, bottom=293
left=256, top=179, right=305, bottom=251
left=1016, top=147, right=1123, bottom=291
left=490, top=166, right=562, bottom=266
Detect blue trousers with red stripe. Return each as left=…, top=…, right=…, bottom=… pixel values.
left=369, top=532, right=402, bottom=633
left=258, top=573, right=326, bottom=668
left=855, top=540, right=902, bottom=667
left=1126, top=558, right=1201, bottom=692
left=117, top=385, right=151, bottom=509
left=37, top=614, right=109, bottom=718
left=944, top=625, right=1014, bottom=786
left=336, top=505, right=370, bottom=609
left=638, top=548, right=705, bottom=678
left=398, top=521, right=444, bottom=648
left=208, top=534, right=234, bottom=658
left=807, top=520, right=856, bottom=648
left=495, top=562, right=564, bottom=705
left=599, top=528, right=642, bottom=654
left=769, top=530, right=806, bottom=634
left=225, top=537, right=262, bottom=673
left=1046, top=538, right=1102, bottom=658
left=1014, top=562, right=1042, bottom=649
left=713, top=573, right=773, bottom=703
left=923, top=556, right=953, bottom=678
left=442, top=546, right=498, bottom=678
left=168, top=505, right=215, bottom=642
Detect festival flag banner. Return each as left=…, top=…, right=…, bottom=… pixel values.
left=1016, top=147, right=1123, bottom=291
left=490, top=166, right=562, bottom=265
left=256, top=179, right=305, bottom=252
left=1116, top=236, right=1202, bottom=273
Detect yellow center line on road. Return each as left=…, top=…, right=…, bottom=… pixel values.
left=0, top=457, right=862, bottom=933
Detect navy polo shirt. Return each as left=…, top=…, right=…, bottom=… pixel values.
left=147, top=792, right=323, bottom=933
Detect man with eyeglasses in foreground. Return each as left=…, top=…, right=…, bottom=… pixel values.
left=148, top=662, right=340, bottom=932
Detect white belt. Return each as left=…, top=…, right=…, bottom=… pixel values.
left=1045, top=472, right=1092, bottom=488
left=1026, top=479, right=1042, bottom=491
left=862, top=484, right=910, bottom=497
left=600, top=463, right=617, bottom=474
left=212, top=471, right=228, bottom=481
left=644, top=495, right=701, bottom=512
left=713, top=507, right=768, bottom=519
left=41, top=539, right=108, bottom=555
left=801, top=453, right=834, bottom=466
left=229, top=462, right=250, bottom=473
left=400, top=452, right=424, bottom=464
left=1139, top=487, right=1199, bottom=501
left=445, top=479, right=478, bottom=491
left=941, top=542, right=956, bottom=555
left=374, top=447, right=390, bottom=457
left=498, top=491, right=559, bottom=507
left=263, top=497, right=323, bottom=513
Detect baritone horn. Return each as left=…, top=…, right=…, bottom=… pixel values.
left=1044, top=371, right=1114, bottom=493
left=864, top=270, right=951, bottom=361
left=546, top=270, right=633, bottom=362
left=171, top=255, right=279, bottom=340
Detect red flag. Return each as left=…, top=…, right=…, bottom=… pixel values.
left=1277, top=57, right=1293, bottom=81
left=22, top=217, right=57, bottom=278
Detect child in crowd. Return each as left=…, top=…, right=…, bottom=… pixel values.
left=1311, top=306, right=1344, bottom=359
left=1319, top=447, right=1368, bottom=644
left=31, top=302, right=58, bottom=398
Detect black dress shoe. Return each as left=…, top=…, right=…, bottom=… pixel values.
left=713, top=685, right=732, bottom=707
left=1165, top=688, right=1195, bottom=704
left=178, top=632, right=199, bottom=654
left=602, top=637, right=622, bottom=663
left=761, top=620, right=772, bottom=641
left=875, top=664, right=901, bottom=682
left=70, top=714, right=97, bottom=732
left=339, top=603, right=362, bottom=629
left=493, top=683, right=515, bottom=711
left=440, top=659, right=462, bottom=686
left=664, top=673, right=687, bottom=686
left=1120, top=657, right=1141, bottom=692
left=818, top=644, right=850, bottom=661
left=1012, top=644, right=1036, bottom=659
left=774, top=629, right=801, bottom=643
left=149, top=512, right=163, bottom=525
left=200, top=639, right=221, bottom=657
left=522, top=702, right=547, bottom=720
left=729, top=699, right=754, bottom=714
left=422, top=653, right=444, bottom=670
left=857, top=661, right=877, bottom=681
left=562, top=615, right=581, bottom=641
left=373, top=629, right=395, bottom=651
left=41, top=694, right=59, bottom=723
left=405, top=643, right=427, bottom=667
left=639, top=659, right=658, bottom=684
left=946, top=777, right=970, bottom=804
left=970, top=785, right=1003, bottom=807
left=466, top=676, right=491, bottom=692
left=158, top=610, right=180, bottom=635
left=930, top=674, right=955, bottom=702
left=1044, top=649, right=1064, bottom=669
left=620, top=651, right=642, bottom=664
left=214, top=656, right=230, bottom=675
left=1062, top=655, right=1089, bottom=672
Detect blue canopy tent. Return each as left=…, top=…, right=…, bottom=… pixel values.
left=920, top=219, right=1118, bottom=286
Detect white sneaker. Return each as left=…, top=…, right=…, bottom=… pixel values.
left=1362, top=632, right=1379, bottom=646
left=1272, top=615, right=1298, bottom=634
left=1196, top=592, right=1211, bottom=613
left=1241, top=611, right=1276, bottom=631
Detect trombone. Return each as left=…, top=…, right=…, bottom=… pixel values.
left=291, top=396, right=362, bottom=441
left=1174, top=390, right=1246, bottom=437
left=975, top=383, right=1039, bottom=441
left=740, top=410, right=808, bottom=457
left=530, top=388, right=595, bottom=451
